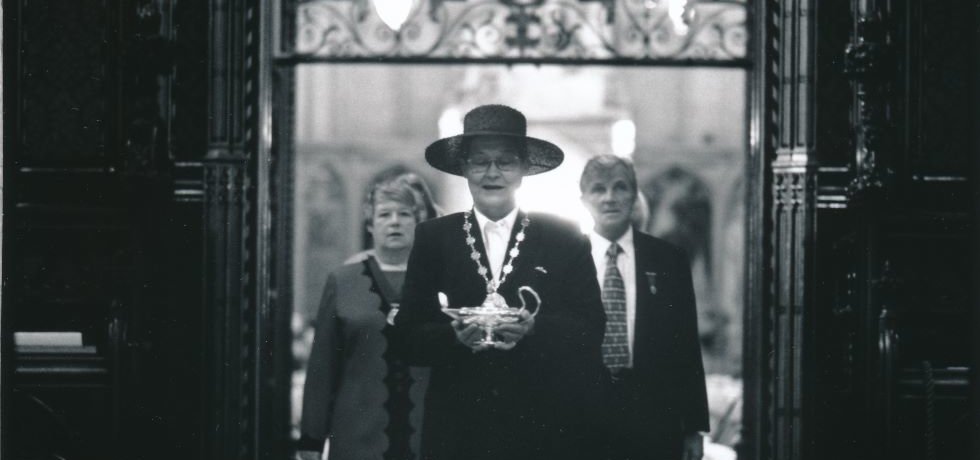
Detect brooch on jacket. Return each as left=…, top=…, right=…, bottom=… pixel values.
left=387, top=303, right=400, bottom=325
left=644, top=271, right=658, bottom=295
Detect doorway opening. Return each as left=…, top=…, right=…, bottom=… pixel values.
left=287, top=62, right=747, bottom=457
left=271, top=1, right=752, bottom=457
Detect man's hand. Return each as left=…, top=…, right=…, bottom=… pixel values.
left=682, top=433, right=704, bottom=460
left=491, top=310, right=535, bottom=350
left=452, top=319, right=491, bottom=352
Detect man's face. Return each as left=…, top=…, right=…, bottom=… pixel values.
left=367, top=199, right=417, bottom=252
left=461, top=136, right=527, bottom=217
left=581, top=164, right=637, bottom=237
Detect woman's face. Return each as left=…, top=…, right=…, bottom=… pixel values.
left=367, top=199, right=418, bottom=252
left=461, top=136, right=527, bottom=219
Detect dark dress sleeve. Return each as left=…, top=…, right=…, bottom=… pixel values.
left=299, top=273, right=342, bottom=451
left=673, top=248, right=710, bottom=434
left=392, top=221, right=472, bottom=366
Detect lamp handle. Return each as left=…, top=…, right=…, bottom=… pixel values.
left=517, top=286, right=542, bottom=318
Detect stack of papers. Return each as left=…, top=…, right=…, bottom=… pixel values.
left=14, top=332, right=96, bottom=354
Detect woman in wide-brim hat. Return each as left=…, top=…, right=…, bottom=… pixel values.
left=393, top=104, right=608, bottom=460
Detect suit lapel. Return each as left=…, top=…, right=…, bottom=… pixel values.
left=632, top=232, right=662, bottom=369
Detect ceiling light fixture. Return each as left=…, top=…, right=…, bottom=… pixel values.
left=372, top=0, right=416, bottom=32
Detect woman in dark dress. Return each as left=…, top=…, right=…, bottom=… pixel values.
left=297, top=175, right=437, bottom=460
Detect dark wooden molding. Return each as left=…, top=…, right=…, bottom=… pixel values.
left=844, top=7, right=894, bottom=199
left=202, top=157, right=253, bottom=460
left=770, top=164, right=816, bottom=460
left=120, top=0, right=175, bottom=181
left=740, top=0, right=776, bottom=459
left=201, top=0, right=273, bottom=458
left=973, top=2, right=980, bottom=455
left=741, top=3, right=819, bottom=460
left=269, top=64, right=297, bottom=458
left=254, top=0, right=282, bottom=456
left=812, top=2, right=976, bottom=459
left=208, top=0, right=260, bottom=157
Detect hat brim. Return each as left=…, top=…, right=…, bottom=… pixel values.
left=425, top=133, right=564, bottom=176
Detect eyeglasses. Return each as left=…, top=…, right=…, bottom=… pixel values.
left=463, top=155, right=522, bottom=173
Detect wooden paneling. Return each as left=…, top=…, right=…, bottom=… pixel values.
left=14, top=1, right=115, bottom=167
left=4, top=2, right=127, bottom=458
left=806, top=1, right=977, bottom=459
left=751, top=1, right=976, bottom=459
left=2, top=1, right=216, bottom=459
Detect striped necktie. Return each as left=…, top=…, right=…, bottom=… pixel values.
left=602, top=243, right=629, bottom=371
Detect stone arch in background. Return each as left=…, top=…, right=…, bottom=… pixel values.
left=718, top=176, right=745, bottom=375
left=296, top=159, right=348, bottom=321
left=640, top=166, right=726, bottom=368
left=642, top=165, right=713, bottom=274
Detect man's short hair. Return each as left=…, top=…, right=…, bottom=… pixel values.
left=579, top=154, right=639, bottom=198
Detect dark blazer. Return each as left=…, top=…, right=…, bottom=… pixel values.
left=393, top=211, right=607, bottom=460
left=602, top=230, right=710, bottom=459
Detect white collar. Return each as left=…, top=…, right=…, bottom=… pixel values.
left=370, top=254, right=407, bottom=271
left=376, top=260, right=407, bottom=271
left=589, top=226, right=635, bottom=257
left=472, top=206, right=520, bottom=235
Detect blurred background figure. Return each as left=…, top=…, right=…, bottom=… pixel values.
left=296, top=174, right=437, bottom=460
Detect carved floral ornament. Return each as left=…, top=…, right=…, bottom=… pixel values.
left=292, top=0, right=748, bottom=61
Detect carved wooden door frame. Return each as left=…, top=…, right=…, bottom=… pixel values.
left=201, top=1, right=817, bottom=459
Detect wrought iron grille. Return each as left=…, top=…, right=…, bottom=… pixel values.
left=285, top=0, right=748, bottom=63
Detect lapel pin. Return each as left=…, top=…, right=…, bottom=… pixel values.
left=387, top=303, right=400, bottom=325
left=645, top=271, right=658, bottom=295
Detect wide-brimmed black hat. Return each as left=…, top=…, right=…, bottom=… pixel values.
left=425, top=104, right=564, bottom=176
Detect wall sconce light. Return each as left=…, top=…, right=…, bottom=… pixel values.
left=644, top=0, right=694, bottom=35
left=373, top=0, right=416, bottom=32
left=666, top=0, right=691, bottom=35
left=611, top=119, right=636, bottom=157
left=438, top=107, right=464, bottom=138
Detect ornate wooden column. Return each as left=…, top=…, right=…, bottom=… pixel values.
left=201, top=0, right=278, bottom=458
left=747, top=1, right=819, bottom=459
left=842, top=3, right=894, bottom=457
left=768, top=0, right=817, bottom=454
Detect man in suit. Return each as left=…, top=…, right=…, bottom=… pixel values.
left=580, top=154, right=709, bottom=460
left=393, top=105, right=607, bottom=460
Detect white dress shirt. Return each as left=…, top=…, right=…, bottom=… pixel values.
left=473, top=207, right=519, bottom=284
left=590, top=227, right=636, bottom=367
